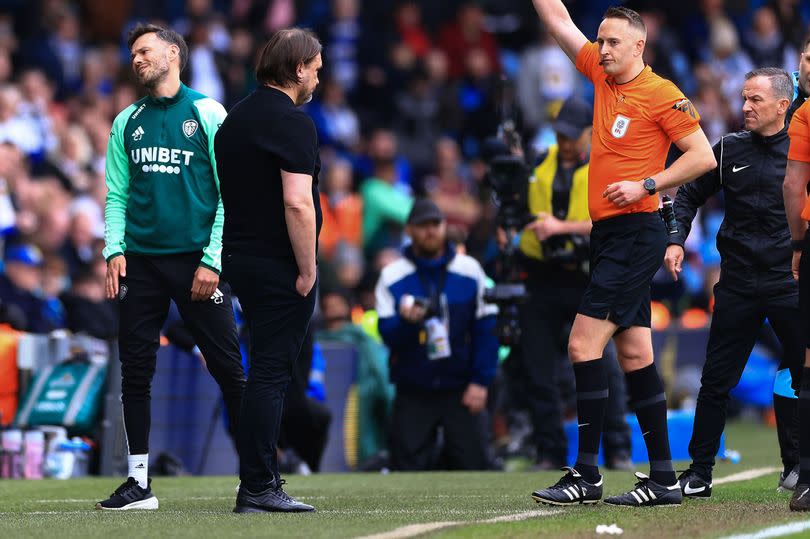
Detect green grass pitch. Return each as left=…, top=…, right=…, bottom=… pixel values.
left=2, top=421, right=809, bottom=538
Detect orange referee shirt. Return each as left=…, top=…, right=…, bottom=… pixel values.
left=575, top=42, right=702, bottom=221
left=787, top=98, right=810, bottom=220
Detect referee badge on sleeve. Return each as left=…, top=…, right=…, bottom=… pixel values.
left=611, top=115, right=630, bottom=138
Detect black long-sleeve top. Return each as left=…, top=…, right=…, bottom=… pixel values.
left=670, top=127, right=796, bottom=295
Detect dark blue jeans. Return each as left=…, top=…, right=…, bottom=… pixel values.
left=223, top=252, right=317, bottom=491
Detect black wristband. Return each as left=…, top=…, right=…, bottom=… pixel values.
left=792, top=239, right=804, bottom=252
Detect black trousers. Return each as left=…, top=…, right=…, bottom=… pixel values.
left=689, top=284, right=803, bottom=476
left=118, top=252, right=245, bottom=455
left=515, top=271, right=630, bottom=463
left=391, top=387, right=489, bottom=471
left=278, top=330, right=332, bottom=472
left=223, top=253, right=316, bottom=491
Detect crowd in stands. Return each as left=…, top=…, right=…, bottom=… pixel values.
left=0, top=0, right=809, bottom=469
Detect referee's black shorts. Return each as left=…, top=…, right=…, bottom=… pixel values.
left=799, top=229, right=810, bottom=348
left=579, top=211, right=667, bottom=329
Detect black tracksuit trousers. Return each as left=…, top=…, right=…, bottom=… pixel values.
left=689, top=284, right=802, bottom=477
left=118, top=252, right=246, bottom=456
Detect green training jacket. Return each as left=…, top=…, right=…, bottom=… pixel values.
left=103, top=83, right=226, bottom=273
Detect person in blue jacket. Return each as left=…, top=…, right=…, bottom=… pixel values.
left=375, top=198, right=499, bottom=470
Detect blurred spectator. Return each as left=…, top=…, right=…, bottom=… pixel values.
left=0, top=243, right=53, bottom=333
left=745, top=6, right=794, bottom=70
left=769, top=0, right=810, bottom=49
left=319, top=0, right=362, bottom=93
left=682, top=0, right=729, bottom=63
left=307, top=78, right=360, bottom=151
left=393, top=67, right=442, bottom=175
left=23, top=7, right=84, bottom=99
left=315, top=289, right=394, bottom=469
left=60, top=196, right=103, bottom=279
left=454, top=47, right=500, bottom=157
left=0, top=84, right=49, bottom=159
left=517, top=27, right=578, bottom=135
left=641, top=10, right=695, bottom=98
left=319, top=158, right=363, bottom=259
left=394, top=1, right=433, bottom=59
left=375, top=198, right=498, bottom=470
left=705, top=15, right=753, bottom=119
left=360, top=129, right=414, bottom=259
left=186, top=18, right=226, bottom=104
left=692, top=82, right=735, bottom=145
left=438, top=2, right=500, bottom=80
left=60, top=265, right=117, bottom=338
left=220, top=26, right=256, bottom=109
left=423, top=137, right=480, bottom=235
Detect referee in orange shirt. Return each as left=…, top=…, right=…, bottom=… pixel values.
left=529, top=2, right=716, bottom=507
left=783, top=94, right=810, bottom=512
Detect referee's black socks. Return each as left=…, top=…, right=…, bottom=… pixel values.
left=625, top=363, right=676, bottom=486
left=799, top=367, right=810, bottom=485
left=573, top=358, right=608, bottom=483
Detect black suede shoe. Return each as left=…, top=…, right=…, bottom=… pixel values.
left=233, top=479, right=315, bottom=513
left=790, top=485, right=810, bottom=512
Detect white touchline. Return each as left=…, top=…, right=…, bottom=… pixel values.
left=718, top=519, right=810, bottom=539
left=714, top=467, right=780, bottom=485
left=355, top=509, right=561, bottom=539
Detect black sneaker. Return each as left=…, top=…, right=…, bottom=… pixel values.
left=678, top=469, right=712, bottom=498
left=531, top=466, right=603, bottom=506
left=95, top=477, right=158, bottom=510
left=779, top=465, right=800, bottom=492
left=234, top=479, right=315, bottom=513
left=790, top=484, right=810, bottom=511
left=604, top=472, right=682, bottom=507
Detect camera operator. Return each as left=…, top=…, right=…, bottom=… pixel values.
left=375, top=199, right=499, bottom=470
left=499, top=97, right=631, bottom=470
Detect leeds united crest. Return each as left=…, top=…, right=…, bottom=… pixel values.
left=182, top=119, right=198, bottom=138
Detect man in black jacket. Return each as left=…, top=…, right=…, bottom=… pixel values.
left=664, top=68, right=803, bottom=497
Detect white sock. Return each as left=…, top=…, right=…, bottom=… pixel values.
left=128, top=454, right=148, bottom=489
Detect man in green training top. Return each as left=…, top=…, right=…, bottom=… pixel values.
left=96, top=23, right=245, bottom=511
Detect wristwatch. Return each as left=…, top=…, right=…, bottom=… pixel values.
left=643, top=177, right=657, bottom=196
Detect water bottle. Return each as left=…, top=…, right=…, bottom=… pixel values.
left=46, top=438, right=90, bottom=479
left=721, top=449, right=741, bottom=464
left=24, top=430, right=44, bottom=479
left=1, top=429, right=24, bottom=479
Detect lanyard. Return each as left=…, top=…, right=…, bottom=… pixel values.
left=414, top=264, right=448, bottom=306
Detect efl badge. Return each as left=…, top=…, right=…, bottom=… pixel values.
left=611, top=115, right=630, bottom=138
left=182, top=119, right=198, bottom=138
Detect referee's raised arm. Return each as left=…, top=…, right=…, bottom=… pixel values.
left=530, top=0, right=588, bottom=63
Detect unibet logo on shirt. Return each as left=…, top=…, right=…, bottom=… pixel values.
left=130, top=146, right=195, bottom=175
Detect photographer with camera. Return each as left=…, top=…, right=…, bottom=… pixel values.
left=375, top=199, right=499, bottom=470
left=498, top=97, right=631, bottom=470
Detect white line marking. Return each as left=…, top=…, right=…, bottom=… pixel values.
left=355, top=509, right=560, bottom=539
left=714, top=468, right=780, bottom=485
left=719, top=519, right=810, bottom=539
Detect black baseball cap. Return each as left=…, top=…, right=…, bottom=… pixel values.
left=407, top=198, right=444, bottom=225
left=552, top=97, right=593, bottom=140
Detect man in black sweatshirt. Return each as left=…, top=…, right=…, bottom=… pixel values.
left=664, top=68, right=803, bottom=498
